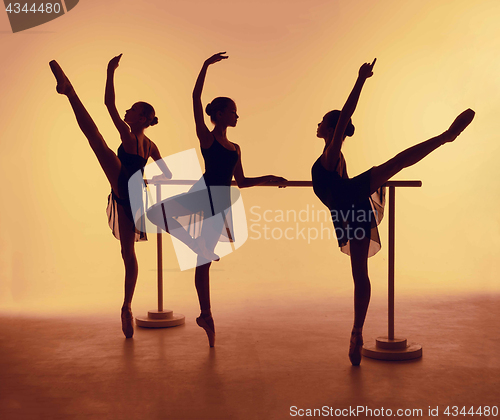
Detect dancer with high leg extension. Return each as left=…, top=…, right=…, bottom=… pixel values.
left=49, top=54, right=175, bottom=338
left=311, top=59, right=474, bottom=365
left=153, top=52, right=286, bottom=347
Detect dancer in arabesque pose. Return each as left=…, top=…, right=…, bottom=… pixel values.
left=311, top=58, right=474, bottom=365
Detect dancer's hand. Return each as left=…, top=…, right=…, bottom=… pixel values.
left=107, top=54, right=123, bottom=72
left=358, top=58, right=376, bottom=80
left=152, top=174, right=170, bottom=183
left=204, top=52, right=228, bottom=67
left=266, top=176, right=288, bottom=188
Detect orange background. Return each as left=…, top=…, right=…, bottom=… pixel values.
left=0, top=0, right=499, bottom=314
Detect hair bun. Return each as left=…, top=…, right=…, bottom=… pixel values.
left=205, top=103, right=213, bottom=117
left=345, top=123, right=355, bottom=137
left=150, top=116, right=159, bottom=126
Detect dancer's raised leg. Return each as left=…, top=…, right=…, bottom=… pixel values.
left=370, top=109, right=475, bottom=195
left=49, top=60, right=122, bottom=195
left=148, top=197, right=220, bottom=261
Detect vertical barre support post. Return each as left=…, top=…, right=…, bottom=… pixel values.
left=388, top=186, right=395, bottom=340
left=157, top=185, right=164, bottom=313
left=135, top=183, right=185, bottom=329
left=362, top=182, right=422, bottom=360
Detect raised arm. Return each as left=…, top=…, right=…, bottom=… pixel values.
left=104, top=54, right=132, bottom=141
left=192, top=52, right=228, bottom=148
left=322, top=59, right=376, bottom=170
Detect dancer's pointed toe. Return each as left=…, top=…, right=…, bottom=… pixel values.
left=348, top=331, right=363, bottom=366
left=447, top=108, right=475, bottom=140
left=196, top=315, right=215, bottom=347
left=49, top=60, right=73, bottom=95
left=121, top=308, right=134, bottom=339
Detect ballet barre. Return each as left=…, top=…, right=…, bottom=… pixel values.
left=137, top=179, right=424, bottom=360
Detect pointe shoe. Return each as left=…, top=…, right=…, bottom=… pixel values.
left=192, top=237, right=220, bottom=262
left=349, top=330, right=363, bottom=366
left=121, top=308, right=134, bottom=339
left=196, top=315, right=215, bottom=347
left=447, top=108, right=475, bottom=139
left=49, top=60, right=73, bottom=95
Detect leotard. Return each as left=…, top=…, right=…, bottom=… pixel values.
left=201, top=136, right=239, bottom=213
left=146, top=136, right=239, bottom=243
left=179, top=136, right=239, bottom=240
left=311, top=153, right=385, bottom=257
left=106, top=135, right=151, bottom=241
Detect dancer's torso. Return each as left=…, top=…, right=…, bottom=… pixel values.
left=115, top=135, right=150, bottom=201
left=201, top=136, right=239, bottom=186
left=312, top=153, right=348, bottom=205
left=118, top=135, right=150, bottom=175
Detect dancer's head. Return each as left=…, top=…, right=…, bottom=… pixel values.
left=125, top=102, right=158, bottom=129
left=206, top=97, right=238, bottom=127
left=317, top=110, right=355, bottom=142
left=138, top=102, right=158, bottom=127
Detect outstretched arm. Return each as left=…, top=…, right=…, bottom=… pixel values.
left=192, top=52, right=228, bottom=148
left=232, top=144, right=287, bottom=188
left=322, top=59, right=376, bottom=170
left=104, top=54, right=132, bottom=141
left=150, top=141, right=172, bottom=179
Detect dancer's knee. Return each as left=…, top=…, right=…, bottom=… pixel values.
left=354, top=277, right=371, bottom=300
left=121, top=250, right=136, bottom=264
left=352, top=271, right=370, bottom=287
left=371, top=159, right=400, bottom=193
left=89, top=133, right=111, bottom=156
left=120, top=241, right=136, bottom=261
left=196, top=257, right=212, bottom=269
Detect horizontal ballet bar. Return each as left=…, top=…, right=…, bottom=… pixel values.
left=145, top=180, right=422, bottom=188
left=146, top=177, right=422, bottom=357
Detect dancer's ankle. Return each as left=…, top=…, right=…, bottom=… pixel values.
left=441, top=130, right=455, bottom=144
left=200, top=310, right=212, bottom=318
left=352, top=325, right=363, bottom=334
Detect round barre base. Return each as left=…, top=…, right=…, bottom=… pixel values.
left=362, top=336, right=422, bottom=361
left=135, top=309, right=185, bottom=328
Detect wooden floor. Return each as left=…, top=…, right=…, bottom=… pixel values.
left=1, top=294, right=499, bottom=420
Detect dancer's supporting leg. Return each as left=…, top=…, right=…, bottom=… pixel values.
left=195, top=262, right=215, bottom=347
left=348, top=236, right=371, bottom=366
left=118, top=205, right=138, bottom=338
left=194, top=216, right=223, bottom=347
left=370, top=109, right=475, bottom=194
